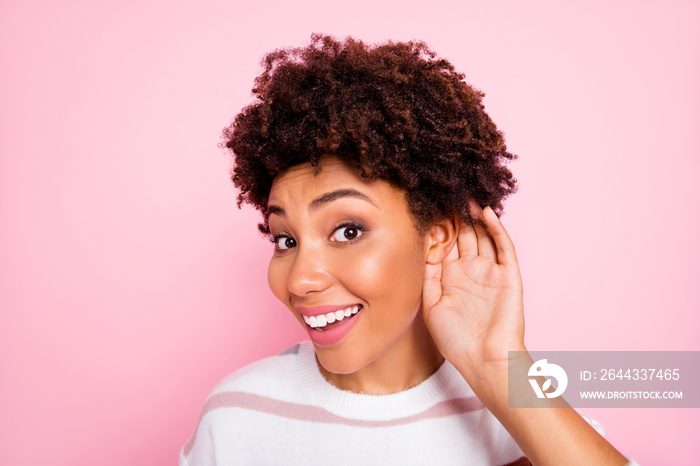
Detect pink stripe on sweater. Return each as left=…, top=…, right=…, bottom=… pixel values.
left=184, top=391, right=484, bottom=457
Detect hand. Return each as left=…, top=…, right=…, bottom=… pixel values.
left=422, top=201, right=526, bottom=391
left=423, top=208, right=631, bottom=465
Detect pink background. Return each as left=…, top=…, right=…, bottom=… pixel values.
left=1, top=1, right=698, bottom=464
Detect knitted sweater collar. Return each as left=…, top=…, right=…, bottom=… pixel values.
left=294, top=340, right=476, bottom=421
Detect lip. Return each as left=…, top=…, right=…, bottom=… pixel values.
left=293, top=303, right=364, bottom=346
left=295, top=303, right=363, bottom=317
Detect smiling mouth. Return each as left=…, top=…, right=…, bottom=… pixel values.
left=303, top=305, right=362, bottom=331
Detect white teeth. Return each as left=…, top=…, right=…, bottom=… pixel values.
left=305, top=305, right=363, bottom=328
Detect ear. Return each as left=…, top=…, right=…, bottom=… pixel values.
left=424, top=216, right=459, bottom=265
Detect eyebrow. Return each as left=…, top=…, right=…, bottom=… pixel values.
left=266, top=188, right=377, bottom=218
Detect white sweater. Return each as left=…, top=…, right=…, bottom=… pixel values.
left=180, top=341, right=613, bottom=466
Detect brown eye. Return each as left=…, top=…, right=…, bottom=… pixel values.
left=274, top=236, right=296, bottom=250
left=330, top=226, right=363, bottom=242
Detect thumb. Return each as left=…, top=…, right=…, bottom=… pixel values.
left=422, top=261, right=443, bottom=317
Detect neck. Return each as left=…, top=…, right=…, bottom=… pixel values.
left=318, top=310, right=444, bottom=394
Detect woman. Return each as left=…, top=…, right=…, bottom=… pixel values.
left=181, top=34, right=634, bottom=465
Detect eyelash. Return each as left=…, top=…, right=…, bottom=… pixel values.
left=270, top=221, right=366, bottom=251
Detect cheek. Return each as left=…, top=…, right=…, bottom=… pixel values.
left=340, top=237, right=424, bottom=304
left=267, top=258, right=288, bottom=303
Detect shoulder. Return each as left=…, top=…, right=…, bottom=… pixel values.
left=207, top=341, right=306, bottom=399
left=180, top=342, right=310, bottom=464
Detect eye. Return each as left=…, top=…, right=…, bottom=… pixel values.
left=272, top=235, right=296, bottom=251
left=329, top=224, right=364, bottom=242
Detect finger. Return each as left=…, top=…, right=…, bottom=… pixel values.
left=456, top=217, right=478, bottom=259
left=465, top=199, right=496, bottom=260
left=482, top=206, right=518, bottom=266
left=422, top=261, right=443, bottom=314
left=446, top=236, right=459, bottom=263
left=474, top=222, right=497, bottom=261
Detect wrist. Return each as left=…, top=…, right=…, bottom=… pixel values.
left=456, top=345, right=531, bottom=410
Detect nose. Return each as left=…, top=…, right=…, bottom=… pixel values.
left=286, top=243, right=333, bottom=297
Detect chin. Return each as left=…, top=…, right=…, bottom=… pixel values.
left=313, top=345, right=370, bottom=375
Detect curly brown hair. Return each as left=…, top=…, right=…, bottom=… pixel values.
left=223, top=33, right=517, bottom=235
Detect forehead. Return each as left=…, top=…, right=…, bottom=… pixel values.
left=268, top=156, right=403, bottom=206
